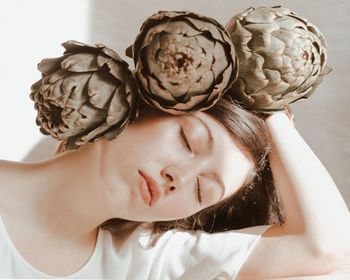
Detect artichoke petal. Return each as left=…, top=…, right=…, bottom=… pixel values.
left=61, top=53, right=99, bottom=72
left=145, top=33, right=162, bottom=75
left=101, top=46, right=123, bottom=62
left=185, top=17, right=224, bottom=42
left=211, top=42, right=228, bottom=78
left=30, top=80, right=44, bottom=99
left=87, top=71, right=117, bottom=109
left=97, top=55, right=128, bottom=83
left=61, top=73, right=91, bottom=106
left=147, top=75, right=176, bottom=103
left=102, top=122, right=128, bottom=141
left=41, top=68, right=70, bottom=84
left=38, top=56, right=66, bottom=75
left=106, top=85, right=129, bottom=126
left=77, top=104, right=105, bottom=127
left=62, top=40, right=98, bottom=54
left=44, top=79, right=69, bottom=106
left=75, top=122, right=111, bottom=145
left=245, top=7, right=276, bottom=23
left=163, top=20, right=202, bottom=37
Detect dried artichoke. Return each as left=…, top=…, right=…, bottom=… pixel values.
left=225, top=5, right=331, bottom=113
left=30, top=40, right=139, bottom=150
left=126, top=10, right=238, bottom=115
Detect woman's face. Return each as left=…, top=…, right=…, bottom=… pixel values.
left=98, top=109, right=253, bottom=222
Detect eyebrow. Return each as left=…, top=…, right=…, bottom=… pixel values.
left=213, top=172, right=225, bottom=200
left=189, top=115, right=214, bottom=153
left=188, top=115, right=225, bottom=200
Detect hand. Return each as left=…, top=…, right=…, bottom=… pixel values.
left=283, top=106, right=295, bottom=127
left=259, top=106, right=296, bottom=127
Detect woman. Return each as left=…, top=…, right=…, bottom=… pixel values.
left=0, top=96, right=349, bottom=279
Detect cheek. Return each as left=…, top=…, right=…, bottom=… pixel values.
left=154, top=192, right=200, bottom=220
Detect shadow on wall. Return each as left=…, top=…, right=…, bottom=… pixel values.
left=88, top=0, right=350, bottom=207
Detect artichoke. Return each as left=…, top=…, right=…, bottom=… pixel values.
left=30, top=40, right=139, bottom=150
left=225, top=5, right=331, bottom=113
left=126, top=10, right=238, bottom=115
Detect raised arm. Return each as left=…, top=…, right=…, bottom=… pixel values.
left=236, top=112, right=350, bottom=279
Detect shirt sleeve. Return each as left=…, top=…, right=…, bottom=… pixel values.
left=156, top=224, right=273, bottom=280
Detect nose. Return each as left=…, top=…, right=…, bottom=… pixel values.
left=161, top=164, right=197, bottom=194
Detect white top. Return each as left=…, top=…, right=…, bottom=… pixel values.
left=0, top=215, right=272, bottom=279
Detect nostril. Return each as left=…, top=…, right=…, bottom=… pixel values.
left=166, top=174, right=173, bottom=181
left=169, top=186, right=176, bottom=191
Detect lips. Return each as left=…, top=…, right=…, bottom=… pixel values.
left=138, top=170, right=161, bottom=206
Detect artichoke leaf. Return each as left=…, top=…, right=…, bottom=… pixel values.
left=60, top=73, right=92, bottom=107
left=147, top=75, right=176, bottom=103
left=38, top=56, right=67, bottom=75
left=102, top=122, right=128, bottom=141
left=87, top=71, right=118, bottom=109
left=61, top=53, right=99, bottom=72
left=62, top=40, right=98, bottom=54
left=185, top=17, right=225, bottom=42
left=42, top=68, right=70, bottom=84
left=75, top=122, right=111, bottom=145
left=211, top=42, right=228, bottom=77
left=101, top=47, right=123, bottom=62
left=163, top=20, right=202, bottom=37
left=106, top=85, right=129, bottom=126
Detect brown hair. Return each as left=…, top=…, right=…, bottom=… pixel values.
left=57, top=96, right=285, bottom=234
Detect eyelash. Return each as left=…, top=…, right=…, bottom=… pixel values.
left=195, top=177, right=202, bottom=204
left=179, top=126, right=192, bottom=153
left=179, top=126, right=202, bottom=204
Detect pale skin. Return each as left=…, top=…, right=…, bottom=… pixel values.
left=237, top=113, right=350, bottom=279
left=0, top=110, right=349, bottom=278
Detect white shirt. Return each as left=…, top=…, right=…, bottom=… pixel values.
left=0, top=215, right=271, bottom=279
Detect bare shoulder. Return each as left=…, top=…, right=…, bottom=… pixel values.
left=236, top=225, right=339, bottom=279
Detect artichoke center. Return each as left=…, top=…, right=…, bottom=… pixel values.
left=164, top=52, right=193, bottom=75
left=43, top=102, right=63, bottom=127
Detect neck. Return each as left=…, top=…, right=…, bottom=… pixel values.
left=0, top=141, right=114, bottom=239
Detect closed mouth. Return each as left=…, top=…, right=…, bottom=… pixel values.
left=138, top=170, right=160, bottom=207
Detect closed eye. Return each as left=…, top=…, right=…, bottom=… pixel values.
left=179, top=126, right=192, bottom=153
left=196, top=177, right=202, bottom=205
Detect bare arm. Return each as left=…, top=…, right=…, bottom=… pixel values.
left=237, top=112, right=350, bottom=279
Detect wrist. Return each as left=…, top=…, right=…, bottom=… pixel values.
left=264, top=107, right=295, bottom=127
